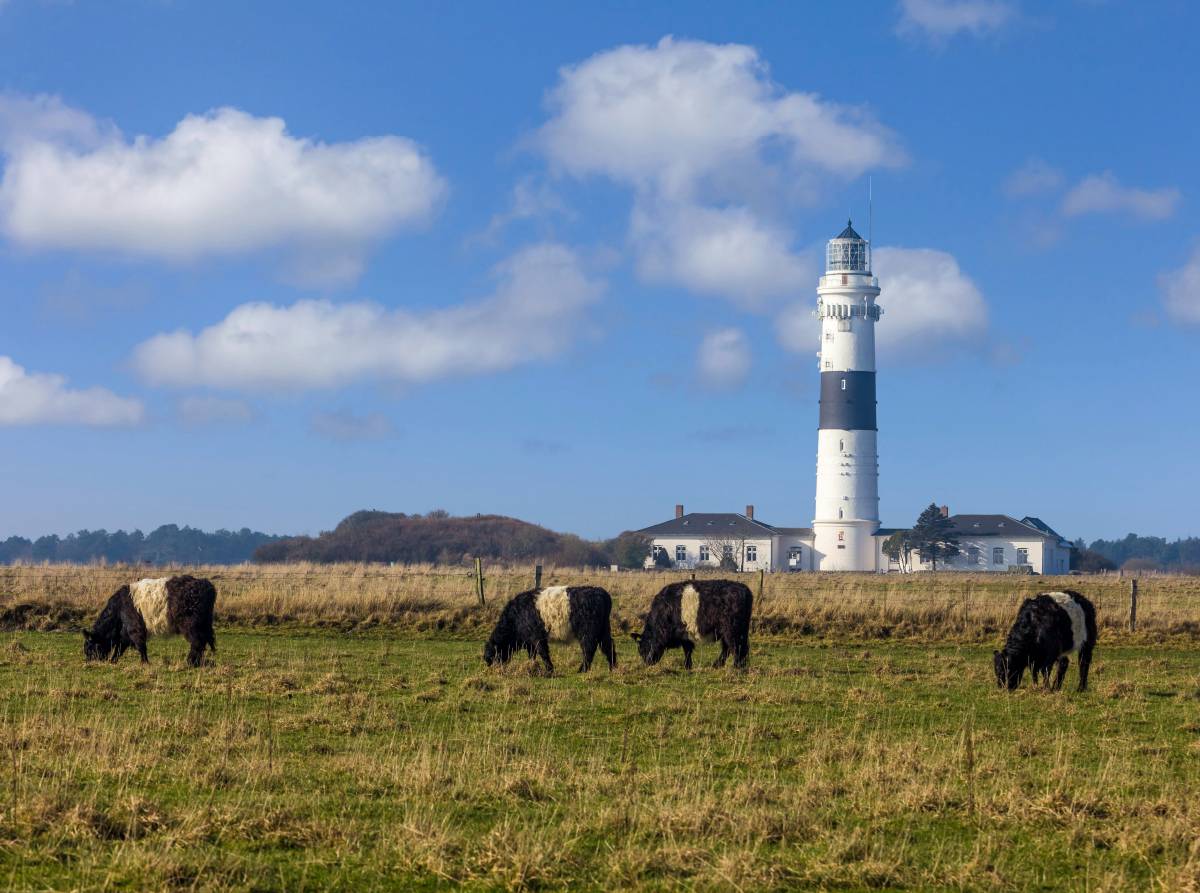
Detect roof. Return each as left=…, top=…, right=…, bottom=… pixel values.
left=1020, top=517, right=1062, bottom=537
left=875, top=528, right=903, bottom=537
left=834, top=219, right=864, bottom=241
left=772, top=527, right=814, bottom=537
left=637, top=513, right=780, bottom=538
left=948, top=514, right=1059, bottom=539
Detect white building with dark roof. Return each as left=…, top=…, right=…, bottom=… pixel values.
left=902, top=512, right=1073, bottom=575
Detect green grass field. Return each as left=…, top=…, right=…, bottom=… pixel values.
left=2, top=627, right=1199, bottom=892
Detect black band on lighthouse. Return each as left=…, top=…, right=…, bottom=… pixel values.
left=818, top=371, right=877, bottom=431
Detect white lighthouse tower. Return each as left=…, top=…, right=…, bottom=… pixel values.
left=813, top=221, right=882, bottom=571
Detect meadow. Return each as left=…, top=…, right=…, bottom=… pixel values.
left=2, top=565, right=1199, bottom=891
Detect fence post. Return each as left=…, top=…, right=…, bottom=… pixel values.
left=757, top=568, right=764, bottom=602
left=535, top=565, right=542, bottom=589
left=475, top=558, right=486, bottom=606
left=1128, top=579, right=1137, bottom=633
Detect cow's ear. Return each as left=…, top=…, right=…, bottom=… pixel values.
left=629, top=633, right=641, bottom=642
left=82, top=631, right=93, bottom=641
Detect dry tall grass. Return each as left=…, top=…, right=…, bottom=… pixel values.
left=3, top=563, right=1199, bottom=644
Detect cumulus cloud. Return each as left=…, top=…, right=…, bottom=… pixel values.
left=1158, top=246, right=1200, bottom=326
left=695, top=328, right=753, bottom=390
left=175, top=395, right=254, bottom=426
left=0, top=96, right=446, bottom=284
left=1004, top=157, right=1064, bottom=198
left=537, top=37, right=903, bottom=309
left=896, top=0, right=1016, bottom=41
left=775, top=246, right=989, bottom=364
left=131, top=243, right=602, bottom=392
left=308, top=409, right=397, bottom=442
left=1060, top=172, right=1180, bottom=221
left=0, top=356, right=143, bottom=426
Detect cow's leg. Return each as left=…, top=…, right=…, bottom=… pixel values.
left=535, top=639, right=554, bottom=674
left=713, top=637, right=731, bottom=669
left=1077, top=643, right=1094, bottom=692
left=600, top=626, right=617, bottom=671
left=1052, top=657, right=1069, bottom=691
left=733, top=630, right=750, bottom=669
left=186, top=642, right=205, bottom=667
left=578, top=635, right=597, bottom=673
left=137, top=641, right=149, bottom=663
left=111, top=642, right=125, bottom=664
left=682, top=643, right=694, bottom=670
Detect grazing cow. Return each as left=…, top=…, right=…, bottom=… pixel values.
left=631, top=579, right=753, bottom=669
left=484, top=585, right=616, bottom=673
left=83, top=575, right=218, bottom=668
left=994, top=590, right=1097, bottom=692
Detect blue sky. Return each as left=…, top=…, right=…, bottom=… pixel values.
left=1, top=0, right=1197, bottom=544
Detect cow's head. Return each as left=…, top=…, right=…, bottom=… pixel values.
left=82, top=630, right=111, bottom=662
left=993, top=650, right=1022, bottom=690
left=629, top=631, right=662, bottom=666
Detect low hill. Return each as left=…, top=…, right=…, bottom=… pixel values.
left=253, top=510, right=634, bottom=567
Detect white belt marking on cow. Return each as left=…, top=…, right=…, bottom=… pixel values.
left=535, top=586, right=576, bottom=644
left=1047, top=592, right=1087, bottom=655
left=130, top=578, right=177, bottom=639
left=681, top=584, right=716, bottom=644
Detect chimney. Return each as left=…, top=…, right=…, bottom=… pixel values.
left=675, top=504, right=684, bottom=519
left=746, top=505, right=754, bottom=520
left=940, top=506, right=949, bottom=518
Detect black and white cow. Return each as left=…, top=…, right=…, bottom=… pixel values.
left=994, top=590, right=1097, bottom=691
left=631, top=579, right=753, bottom=669
left=83, top=575, right=218, bottom=668
left=483, top=585, right=616, bottom=673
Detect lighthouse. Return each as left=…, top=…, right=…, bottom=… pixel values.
left=813, top=221, right=882, bottom=571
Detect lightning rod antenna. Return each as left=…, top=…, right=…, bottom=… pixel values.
left=868, top=178, right=873, bottom=272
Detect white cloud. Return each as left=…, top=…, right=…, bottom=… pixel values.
left=1060, top=172, right=1180, bottom=221
left=537, top=36, right=903, bottom=308
left=1004, top=157, right=1064, bottom=198
left=695, top=328, right=752, bottom=390
left=308, top=409, right=396, bottom=442
left=0, top=356, right=143, bottom=426
left=1158, top=246, right=1200, bottom=326
left=775, top=246, right=989, bottom=364
left=131, top=243, right=602, bottom=392
left=896, top=0, right=1016, bottom=41
left=175, top=395, right=253, bottom=426
left=0, top=96, right=446, bottom=285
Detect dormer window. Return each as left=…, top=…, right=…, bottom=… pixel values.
left=998, top=522, right=1005, bottom=527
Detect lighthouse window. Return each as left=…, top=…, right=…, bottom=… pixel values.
left=841, top=379, right=846, bottom=390
left=838, top=508, right=843, bottom=519
left=824, top=361, right=832, bottom=369
left=838, top=439, right=844, bottom=451
left=825, top=332, right=834, bottom=342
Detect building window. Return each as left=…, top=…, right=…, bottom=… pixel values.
left=1017, top=548, right=1029, bottom=565
left=788, top=549, right=801, bottom=566
left=993, top=547, right=1004, bottom=565
left=675, top=545, right=687, bottom=562
left=699, top=546, right=710, bottom=562
left=746, top=546, right=757, bottom=563
left=968, top=546, right=981, bottom=565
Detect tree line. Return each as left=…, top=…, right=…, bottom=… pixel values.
left=253, top=510, right=653, bottom=568
left=0, top=525, right=286, bottom=566
left=1084, top=534, right=1200, bottom=573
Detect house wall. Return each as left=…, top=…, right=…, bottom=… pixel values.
left=912, top=537, right=1071, bottom=574
left=647, top=536, right=776, bottom=571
